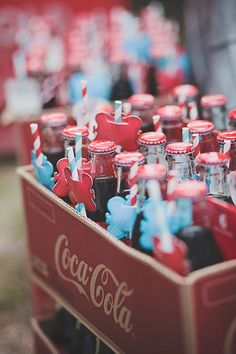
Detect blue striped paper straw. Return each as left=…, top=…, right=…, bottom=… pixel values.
left=75, top=132, right=82, bottom=172
left=182, top=127, right=190, bottom=143
left=76, top=203, right=87, bottom=216
left=114, top=100, right=122, bottom=123
left=66, top=147, right=79, bottom=181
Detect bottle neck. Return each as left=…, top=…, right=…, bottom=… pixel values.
left=198, top=164, right=229, bottom=197
left=90, top=152, right=116, bottom=179
left=202, top=105, right=227, bottom=131
left=116, top=165, right=132, bottom=195
left=166, top=153, right=195, bottom=182
left=42, top=124, right=66, bottom=153
left=218, top=141, right=236, bottom=171
left=139, top=144, right=166, bottom=165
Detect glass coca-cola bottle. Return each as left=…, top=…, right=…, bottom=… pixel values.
left=217, top=130, right=236, bottom=171
left=187, top=120, right=216, bottom=153
left=41, top=112, right=68, bottom=170
left=114, top=152, right=145, bottom=197
left=196, top=152, right=233, bottom=203
left=229, top=109, right=236, bottom=130
left=87, top=140, right=117, bottom=224
left=110, top=63, right=133, bottom=101
left=63, top=125, right=90, bottom=160
left=172, top=84, right=199, bottom=122
left=156, top=105, right=183, bottom=142
left=165, top=142, right=195, bottom=181
left=128, top=94, right=155, bottom=132
left=173, top=181, right=222, bottom=271
left=131, top=164, right=167, bottom=255
left=201, top=94, right=227, bottom=131
left=138, top=131, right=167, bottom=165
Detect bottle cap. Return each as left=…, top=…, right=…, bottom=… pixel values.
left=137, top=164, right=167, bottom=181
left=165, top=142, right=194, bottom=155
left=41, top=113, right=68, bottom=127
left=172, top=84, right=199, bottom=99
left=156, top=105, right=182, bottom=121
left=27, top=56, right=44, bottom=73
left=196, top=152, right=228, bottom=166
left=217, top=130, right=236, bottom=143
left=173, top=181, right=207, bottom=199
left=138, top=131, right=167, bottom=146
left=229, top=109, right=236, bottom=121
left=63, top=125, right=89, bottom=138
left=88, top=140, right=116, bottom=154
left=128, top=94, right=155, bottom=109
left=201, top=94, right=227, bottom=108
left=187, top=120, right=214, bottom=134
left=114, top=152, right=145, bottom=167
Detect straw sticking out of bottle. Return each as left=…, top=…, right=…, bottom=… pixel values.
left=147, top=180, right=173, bottom=253
left=30, top=123, right=44, bottom=166
left=182, top=127, right=190, bottom=143
left=152, top=115, right=162, bottom=132
left=167, top=171, right=177, bottom=200
left=223, top=140, right=231, bottom=168
left=188, top=101, right=198, bottom=121
left=75, top=133, right=82, bottom=172
left=76, top=203, right=87, bottom=216
left=66, top=146, right=79, bottom=181
left=80, top=79, right=88, bottom=126
left=129, top=161, right=139, bottom=206
left=192, top=134, right=200, bottom=157
left=114, top=100, right=122, bottom=123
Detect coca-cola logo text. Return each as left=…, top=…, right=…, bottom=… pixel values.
left=55, top=234, right=134, bottom=334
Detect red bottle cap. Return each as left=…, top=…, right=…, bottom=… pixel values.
left=128, top=94, right=155, bottom=109
left=114, top=152, right=145, bottom=167
left=196, top=152, right=228, bottom=166
left=63, top=125, right=89, bottom=138
left=41, top=112, right=68, bottom=127
left=137, top=164, right=167, bottom=181
left=165, top=142, right=194, bottom=155
left=201, top=94, right=227, bottom=108
left=88, top=140, right=116, bottom=154
left=187, top=120, right=214, bottom=134
left=173, top=181, right=207, bottom=199
left=217, top=130, right=236, bottom=143
left=156, top=105, right=182, bottom=121
left=138, top=131, right=167, bottom=146
left=229, top=109, right=236, bottom=121
left=172, top=84, right=199, bottom=98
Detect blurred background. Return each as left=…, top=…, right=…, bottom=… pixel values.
left=0, top=0, right=235, bottom=353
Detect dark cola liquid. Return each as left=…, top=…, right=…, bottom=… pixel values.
left=176, top=225, right=222, bottom=271
left=97, top=340, right=114, bottom=354
left=131, top=211, right=153, bottom=256
left=87, top=176, right=117, bottom=223
left=44, top=149, right=65, bottom=172
left=49, top=308, right=77, bottom=346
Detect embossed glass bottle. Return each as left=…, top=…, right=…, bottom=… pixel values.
left=128, top=94, right=155, bottom=132
left=138, top=131, right=167, bottom=165
left=196, top=152, right=233, bottom=204
left=165, top=142, right=195, bottom=182
left=87, top=140, right=117, bottom=224
left=217, top=130, right=236, bottom=172
left=41, top=112, right=68, bottom=170
left=114, top=152, right=145, bottom=197
left=187, top=120, right=216, bottom=153
left=156, top=105, right=183, bottom=142
left=131, top=164, right=167, bottom=255
left=63, top=125, right=89, bottom=160
left=201, top=94, right=227, bottom=131
left=173, top=181, right=222, bottom=271
left=172, top=84, right=199, bottom=122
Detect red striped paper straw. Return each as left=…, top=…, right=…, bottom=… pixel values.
left=152, top=115, right=162, bottom=132
left=129, top=161, right=139, bottom=206
left=30, top=123, right=44, bottom=166
left=223, top=140, right=231, bottom=168
left=188, top=101, right=198, bottom=121
left=167, top=171, right=177, bottom=200
left=192, top=134, right=200, bottom=157
left=80, top=79, right=88, bottom=125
